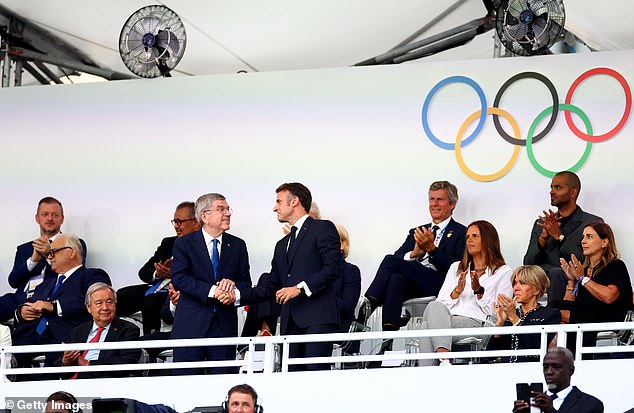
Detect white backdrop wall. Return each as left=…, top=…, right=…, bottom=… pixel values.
left=0, top=50, right=632, bottom=294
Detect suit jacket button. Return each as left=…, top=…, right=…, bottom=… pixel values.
left=287, top=274, right=291, bottom=278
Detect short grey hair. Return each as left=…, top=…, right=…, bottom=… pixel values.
left=85, top=282, right=116, bottom=306
left=429, top=181, right=458, bottom=204
left=194, top=193, right=226, bottom=224
left=61, top=233, right=84, bottom=261
left=546, top=347, right=575, bottom=367
left=309, top=202, right=322, bottom=219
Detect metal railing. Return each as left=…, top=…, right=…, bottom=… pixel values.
left=1, top=321, right=633, bottom=380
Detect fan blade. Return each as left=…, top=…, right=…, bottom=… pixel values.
left=142, top=16, right=161, bottom=35
left=529, top=17, right=549, bottom=49
left=527, top=0, right=548, bottom=17
left=156, top=30, right=180, bottom=57
left=505, top=22, right=528, bottom=40
left=506, top=0, right=528, bottom=19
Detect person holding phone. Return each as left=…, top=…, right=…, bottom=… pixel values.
left=513, top=347, right=603, bottom=413
left=415, top=220, right=512, bottom=365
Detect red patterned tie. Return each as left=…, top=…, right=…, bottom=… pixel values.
left=70, top=326, right=105, bottom=380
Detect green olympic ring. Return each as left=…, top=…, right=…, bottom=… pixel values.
left=526, top=103, right=593, bottom=178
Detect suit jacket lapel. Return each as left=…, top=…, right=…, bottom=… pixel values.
left=287, top=217, right=312, bottom=268
left=437, top=218, right=455, bottom=247
left=218, top=234, right=232, bottom=279
left=558, top=387, right=581, bottom=412
left=193, top=230, right=215, bottom=277
left=561, top=207, right=582, bottom=235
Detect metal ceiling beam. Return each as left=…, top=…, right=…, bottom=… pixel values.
left=355, top=15, right=494, bottom=66
left=34, top=60, right=62, bottom=84
left=9, top=47, right=133, bottom=80
left=22, top=60, right=49, bottom=85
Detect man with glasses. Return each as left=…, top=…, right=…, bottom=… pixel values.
left=116, top=201, right=200, bottom=334
left=0, top=197, right=87, bottom=322
left=170, top=193, right=252, bottom=375
left=12, top=233, right=111, bottom=368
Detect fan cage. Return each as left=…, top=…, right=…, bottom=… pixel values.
left=119, top=5, right=187, bottom=78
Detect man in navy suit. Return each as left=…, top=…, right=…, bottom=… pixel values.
left=240, top=182, right=342, bottom=371
left=57, top=282, right=140, bottom=379
left=0, top=197, right=87, bottom=321
left=12, top=233, right=111, bottom=368
left=362, top=181, right=467, bottom=331
left=513, top=347, right=603, bottom=413
left=170, top=193, right=252, bottom=375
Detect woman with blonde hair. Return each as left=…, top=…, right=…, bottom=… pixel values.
left=492, top=265, right=561, bottom=362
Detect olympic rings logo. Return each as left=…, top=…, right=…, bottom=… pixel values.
left=421, top=68, right=632, bottom=182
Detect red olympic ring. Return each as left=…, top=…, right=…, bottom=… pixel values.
left=564, top=67, right=632, bottom=142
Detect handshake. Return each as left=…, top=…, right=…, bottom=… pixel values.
left=214, top=278, right=237, bottom=305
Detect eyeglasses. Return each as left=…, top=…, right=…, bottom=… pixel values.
left=171, top=217, right=197, bottom=226
left=47, top=246, right=72, bottom=258
left=203, top=206, right=233, bottom=215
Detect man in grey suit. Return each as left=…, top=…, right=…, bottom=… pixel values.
left=523, top=171, right=602, bottom=306
left=513, top=347, right=603, bottom=413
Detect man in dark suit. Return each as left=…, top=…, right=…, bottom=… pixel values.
left=57, top=282, right=140, bottom=379
left=513, top=347, right=603, bottom=413
left=362, top=181, right=467, bottom=332
left=170, top=193, right=252, bottom=375
left=116, top=201, right=200, bottom=334
left=524, top=171, right=602, bottom=306
left=240, top=182, right=342, bottom=371
left=12, top=233, right=111, bottom=367
left=0, top=197, right=87, bottom=322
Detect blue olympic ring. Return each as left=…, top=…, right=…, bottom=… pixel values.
left=421, top=76, right=487, bottom=150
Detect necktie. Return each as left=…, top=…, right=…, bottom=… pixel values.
left=286, top=226, right=297, bottom=262
left=36, top=274, right=66, bottom=335
left=211, top=238, right=219, bottom=281
left=432, top=225, right=440, bottom=246
left=70, top=327, right=105, bottom=380
left=549, top=392, right=558, bottom=408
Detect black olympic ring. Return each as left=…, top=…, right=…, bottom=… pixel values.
left=492, top=71, right=559, bottom=146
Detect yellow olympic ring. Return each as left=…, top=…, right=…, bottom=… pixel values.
left=455, top=107, right=521, bottom=182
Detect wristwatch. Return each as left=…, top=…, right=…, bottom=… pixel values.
left=473, top=286, right=485, bottom=295
left=581, top=276, right=591, bottom=286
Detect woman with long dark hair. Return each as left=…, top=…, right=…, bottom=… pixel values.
left=560, top=221, right=633, bottom=346
left=417, top=220, right=513, bottom=365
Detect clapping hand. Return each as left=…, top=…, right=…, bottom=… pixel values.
left=537, top=209, right=562, bottom=240
left=560, top=255, right=583, bottom=283
left=154, top=258, right=172, bottom=279
left=495, top=293, right=517, bottom=325
left=413, top=226, right=436, bottom=257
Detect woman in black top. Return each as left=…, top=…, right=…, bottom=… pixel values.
left=491, top=265, right=561, bottom=362
left=560, top=221, right=633, bottom=346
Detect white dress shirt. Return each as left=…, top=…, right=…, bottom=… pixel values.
left=437, top=261, right=513, bottom=321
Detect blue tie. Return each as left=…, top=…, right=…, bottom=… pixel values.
left=145, top=280, right=165, bottom=296
left=211, top=238, right=219, bottom=281
left=36, top=274, right=66, bottom=335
